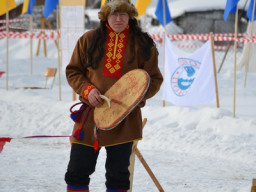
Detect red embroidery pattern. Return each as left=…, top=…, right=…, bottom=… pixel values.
left=83, top=84, right=95, bottom=99
left=102, top=24, right=129, bottom=78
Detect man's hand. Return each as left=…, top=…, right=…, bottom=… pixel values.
left=88, top=88, right=103, bottom=107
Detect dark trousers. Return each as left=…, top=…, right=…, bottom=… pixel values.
left=65, top=142, right=133, bottom=190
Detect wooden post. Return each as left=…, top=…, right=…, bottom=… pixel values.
left=46, top=19, right=58, bottom=48
left=36, top=17, right=59, bottom=58
left=135, top=148, right=165, bottom=192
left=36, top=17, right=46, bottom=56
left=128, top=141, right=138, bottom=192
left=162, top=0, right=167, bottom=108
left=128, top=118, right=147, bottom=192
left=232, top=6, right=239, bottom=118
left=162, top=35, right=166, bottom=108
left=162, top=100, right=166, bottom=107
left=217, top=42, right=231, bottom=73
left=6, top=0, right=9, bottom=90
left=29, top=15, right=33, bottom=74
left=57, top=5, right=62, bottom=101
left=210, top=33, right=220, bottom=108
left=36, top=17, right=55, bottom=57
left=244, top=0, right=256, bottom=88
left=251, top=179, right=256, bottom=192
left=128, top=118, right=165, bottom=192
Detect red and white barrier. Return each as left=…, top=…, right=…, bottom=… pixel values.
left=0, top=18, right=60, bottom=40
left=0, top=18, right=30, bottom=23
left=155, top=42, right=243, bottom=50
left=8, top=26, right=59, bottom=33
left=0, top=31, right=60, bottom=40
left=152, top=34, right=256, bottom=43
left=0, top=26, right=6, bottom=30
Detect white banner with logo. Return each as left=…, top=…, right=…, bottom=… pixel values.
left=59, top=0, right=85, bottom=71
left=163, top=35, right=216, bottom=106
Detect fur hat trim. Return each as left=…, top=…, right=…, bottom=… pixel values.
left=98, top=0, right=138, bottom=21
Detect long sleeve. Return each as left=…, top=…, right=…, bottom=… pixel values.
left=142, top=46, right=163, bottom=100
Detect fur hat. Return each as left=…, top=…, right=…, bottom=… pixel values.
left=98, top=0, right=138, bottom=21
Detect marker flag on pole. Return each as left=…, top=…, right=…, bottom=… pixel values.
left=223, top=0, right=240, bottom=22
left=0, top=0, right=16, bottom=16
left=163, top=36, right=216, bottom=106
left=155, top=0, right=172, bottom=26
left=247, top=0, right=256, bottom=21
left=136, top=0, right=152, bottom=18
left=43, top=0, right=59, bottom=18
left=0, top=138, right=12, bottom=153
left=22, top=0, right=36, bottom=15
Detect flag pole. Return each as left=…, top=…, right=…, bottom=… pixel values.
left=244, top=0, right=255, bottom=88
left=6, top=0, right=9, bottom=90
left=233, top=6, right=239, bottom=118
left=57, top=5, right=62, bottom=101
left=29, top=15, right=33, bottom=74
left=162, top=0, right=166, bottom=107
left=210, top=33, right=220, bottom=108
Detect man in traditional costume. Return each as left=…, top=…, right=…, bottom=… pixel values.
left=65, top=0, right=163, bottom=191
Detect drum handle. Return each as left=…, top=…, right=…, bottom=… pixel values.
left=99, top=95, right=111, bottom=108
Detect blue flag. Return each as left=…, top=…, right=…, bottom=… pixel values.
left=223, top=0, right=239, bottom=22
left=43, top=0, right=59, bottom=18
left=27, top=0, right=36, bottom=15
left=155, top=0, right=172, bottom=26
left=247, top=0, right=256, bottom=21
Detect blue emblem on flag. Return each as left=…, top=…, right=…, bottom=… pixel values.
left=171, top=58, right=201, bottom=96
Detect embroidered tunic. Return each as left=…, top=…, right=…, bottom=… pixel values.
left=66, top=26, right=163, bottom=147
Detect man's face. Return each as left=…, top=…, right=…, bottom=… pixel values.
left=107, top=11, right=129, bottom=33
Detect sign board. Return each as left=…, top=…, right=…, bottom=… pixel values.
left=59, top=0, right=85, bottom=70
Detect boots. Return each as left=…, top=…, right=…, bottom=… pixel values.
left=67, top=185, right=89, bottom=192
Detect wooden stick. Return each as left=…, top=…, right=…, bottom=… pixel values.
left=244, top=0, right=255, bottom=88
left=36, top=17, right=47, bottom=57
left=36, top=17, right=43, bottom=56
left=218, top=42, right=231, bottom=73
left=251, top=178, right=256, bottom=192
left=29, top=15, right=33, bottom=74
left=46, top=19, right=58, bottom=48
left=210, top=33, right=220, bottom=108
left=162, top=100, right=166, bottom=107
left=57, top=5, right=62, bottom=101
left=129, top=118, right=165, bottom=192
left=5, top=0, right=9, bottom=89
left=36, top=37, right=41, bottom=56
left=128, top=118, right=147, bottom=192
left=233, top=6, right=239, bottom=118
left=43, top=34, right=47, bottom=57
left=135, top=148, right=165, bottom=192
left=162, top=34, right=167, bottom=108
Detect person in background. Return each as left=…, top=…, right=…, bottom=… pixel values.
left=64, top=0, right=163, bottom=191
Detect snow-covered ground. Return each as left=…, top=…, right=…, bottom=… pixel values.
left=0, top=31, right=256, bottom=192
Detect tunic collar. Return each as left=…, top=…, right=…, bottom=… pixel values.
left=102, top=23, right=129, bottom=78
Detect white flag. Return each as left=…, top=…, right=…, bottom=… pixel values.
left=163, top=35, right=216, bottom=106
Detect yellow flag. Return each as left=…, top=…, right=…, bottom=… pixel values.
left=0, top=0, right=16, bottom=16
left=136, top=0, right=151, bottom=18
left=22, top=0, right=29, bottom=14
left=101, top=0, right=106, bottom=7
